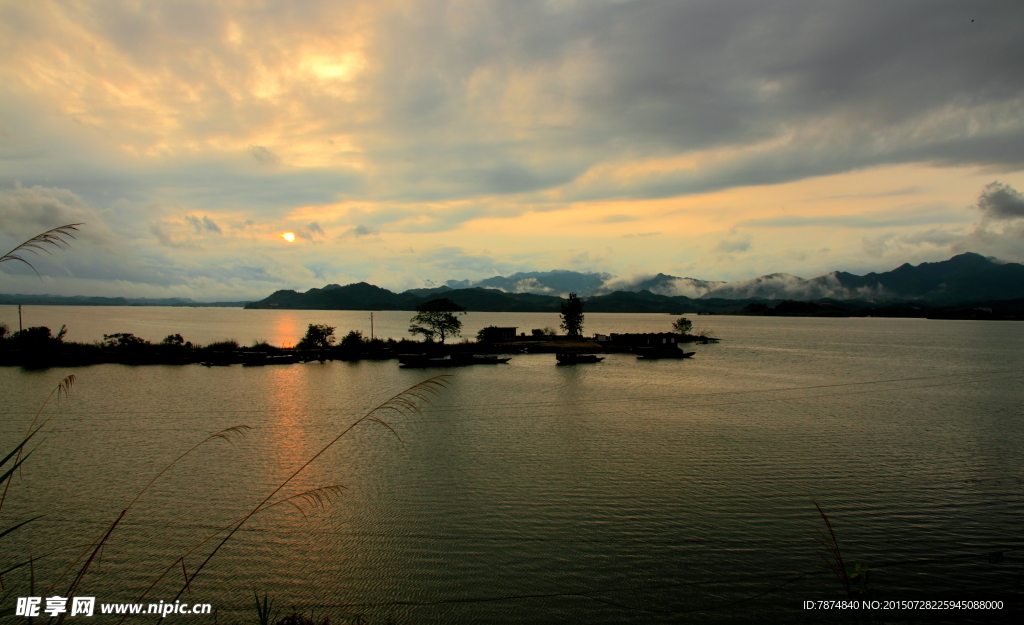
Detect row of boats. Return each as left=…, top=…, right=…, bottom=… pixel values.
left=203, top=348, right=696, bottom=368
left=398, top=348, right=695, bottom=368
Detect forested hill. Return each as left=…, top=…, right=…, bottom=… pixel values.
left=243, top=252, right=1024, bottom=313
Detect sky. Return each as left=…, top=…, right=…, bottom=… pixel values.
left=2, top=0, right=1024, bottom=300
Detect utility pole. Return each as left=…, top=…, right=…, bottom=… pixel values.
left=370, top=312, right=374, bottom=340
left=19, top=305, right=22, bottom=333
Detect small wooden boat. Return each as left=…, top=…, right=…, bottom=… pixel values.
left=243, top=352, right=300, bottom=366
left=556, top=352, right=604, bottom=365
left=451, top=353, right=511, bottom=365
left=636, top=348, right=695, bottom=360
left=398, top=353, right=511, bottom=368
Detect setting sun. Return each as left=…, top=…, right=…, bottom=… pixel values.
left=282, top=232, right=296, bottom=242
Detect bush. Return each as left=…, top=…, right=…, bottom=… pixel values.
left=204, top=340, right=240, bottom=352
left=340, top=330, right=365, bottom=349
left=161, top=333, right=185, bottom=346
left=477, top=326, right=504, bottom=343
left=297, top=324, right=336, bottom=349
left=102, top=332, right=149, bottom=348
left=13, top=325, right=66, bottom=345
left=249, top=340, right=280, bottom=353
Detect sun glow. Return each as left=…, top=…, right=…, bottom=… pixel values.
left=282, top=232, right=296, bottom=242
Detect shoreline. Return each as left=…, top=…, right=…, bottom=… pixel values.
left=0, top=334, right=716, bottom=368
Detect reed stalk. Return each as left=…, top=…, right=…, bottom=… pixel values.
left=49, top=426, right=252, bottom=618
left=165, top=375, right=450, bottom=605
left=812, top=499, right=851, bottom=598
left=0, top=224, right=81, bottom=277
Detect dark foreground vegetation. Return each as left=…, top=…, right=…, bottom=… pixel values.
left=0, top=324, right=427, bottom=367
left=0, top=322, right=714, bottom=368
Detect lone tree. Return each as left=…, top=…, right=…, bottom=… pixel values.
left=297, top=323, right=336, bottom=349
left=559, top=292, right=585, bottom=337
left=671, top=317, right=693, bottom=334
left=409, top=298, right=466, bottom=344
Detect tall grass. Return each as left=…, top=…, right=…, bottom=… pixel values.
left=0, top=224, right=81, bottom=278
left=11, top=374, right=451, bottom=623
left=168, top=375, right=450, bottom=601
left=47, top=426, right=253, bottom=609
left=0, top=376, right=76, bottom=615
left=812, top=499, right=851, bottom=597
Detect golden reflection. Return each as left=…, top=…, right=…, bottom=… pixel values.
left=260, top=367, right=328, bottom=506
left=273, top=313, right=300, bottom=348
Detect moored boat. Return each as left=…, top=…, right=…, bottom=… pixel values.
left=556, top=352, right=604, bottom=365
left=451, top=353, right=512, bottom=365
left=635, top=348, right=696, bottom=360
left=398, top=353, right=512, bottom=368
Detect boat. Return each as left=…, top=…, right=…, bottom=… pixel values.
left=242, top=352, right=300, bottom=366
left=202, top=351, right=240, bottom=366
left=451, top=353, right=512, bottom=365
left=398, top=353, right=512, bottom=368
left=556, top=352, right=604, bottom=365
left=398, top=354, right=459, bottom=368
left=635, top=347, right=695, bottom=360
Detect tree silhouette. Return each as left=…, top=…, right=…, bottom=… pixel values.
left=409, top=298, right=466, bottom=344
left=297, top=324, right=336, bottom=349
left=671, top=317, right=693, bottom=334
left=560, top=293, right=585, bottom=337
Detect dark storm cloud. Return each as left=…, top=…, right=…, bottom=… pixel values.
left=976, top=182, right=1024, bottom=220
left=360, top=0, right=1024, bottom=204
left=6, top=0, right=1024, bottom=217
left=4, top=0, right=1024, bottom=297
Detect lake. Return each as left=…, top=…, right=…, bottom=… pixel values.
left=1, top=308, right=1022, bottom=623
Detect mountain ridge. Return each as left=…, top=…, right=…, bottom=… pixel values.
left=242, top=252, right=1024, bottom=311
left=5, top=253, right=1023, bottom=310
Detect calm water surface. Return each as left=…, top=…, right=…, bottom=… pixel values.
left=1, top=310, right=1022, bottom=623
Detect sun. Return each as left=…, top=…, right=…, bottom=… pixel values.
left=282, top=232, right=296, bottom=242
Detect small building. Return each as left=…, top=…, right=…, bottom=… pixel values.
left=601, top=333, right=682, bottom=347
left=491, top=327, right=518, bottom=340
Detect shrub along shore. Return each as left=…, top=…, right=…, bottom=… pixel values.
left=0, top=324, right=713, bottom=368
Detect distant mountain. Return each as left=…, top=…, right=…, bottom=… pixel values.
left=403, top=285, right=453, bottom=297
left=828, top=252, right=1024, bottom=303
left=246, top=284, right=565, bottom=312
left=9, top=253, right=1022, bottom=312
left=426, top=253, right=1024, bottom=303
left=0, top=294, right=131, bottom=306
left=0, top=294, right=249, bottom=307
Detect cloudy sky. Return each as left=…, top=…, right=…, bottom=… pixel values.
left=2, top=0, right=1023, bottom=300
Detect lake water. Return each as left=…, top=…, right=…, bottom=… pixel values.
left=1, top=308, right=1022, bottom=623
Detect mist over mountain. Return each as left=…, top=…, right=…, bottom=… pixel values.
left=9, top=253, right=1020, bottom=311
left=433, top=253, right=1024, bottom=303
left=445, top=271, right=612, bottom=296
